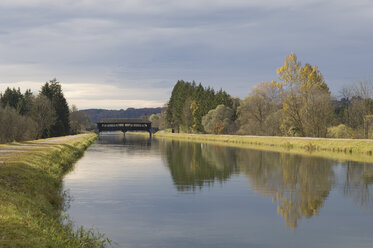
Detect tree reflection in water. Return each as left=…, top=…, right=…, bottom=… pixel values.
left=159, top=139, right=373, bottom=228
left=159, top=140, right=238, bottom=191
left=236, top=150, right=335, bottom=228
left=343, top=161, right=373, bottom=210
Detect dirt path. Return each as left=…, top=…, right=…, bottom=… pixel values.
left=0, top=134, right=92, bottom=161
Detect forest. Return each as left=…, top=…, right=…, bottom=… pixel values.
left=158, top=54, right=373, bottom=139
left=0, top=79, right=90, bottom=143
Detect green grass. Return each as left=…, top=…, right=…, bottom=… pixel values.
left=0, top=133, right=111, bottom=248
left=154, top=132, right=373, bottom=163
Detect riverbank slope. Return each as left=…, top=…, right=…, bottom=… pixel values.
left=0, top=133, right=109, bottom=247
left=154, top=132, right=373, bottom=163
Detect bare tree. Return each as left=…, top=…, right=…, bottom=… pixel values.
left=352, top=79, right=373, bottom=99
left=0, top=106, right=38, bottom=143
left=30, top=95, right=56, bottom=138
left=236, top=81, right=281, bottom=135
left=303, top=88, right=333, bottom=137
left=69, top=105, right=90, bottom=134
left=338, top=78, right=373, bottom=137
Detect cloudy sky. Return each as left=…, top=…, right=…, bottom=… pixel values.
left=0, top=0, right=372, bottom=109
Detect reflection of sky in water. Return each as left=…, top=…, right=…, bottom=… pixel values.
left=64, top=133, right=373, bottom=248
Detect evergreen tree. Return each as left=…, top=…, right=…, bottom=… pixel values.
left=0, top=87, right=34, bottom=115
left=166, top=80, right=233, bottom=133
left=22, top=89, right=34, bottom=115
left=1, top=88, right=24, bottom=113
left=166, top=80, right=195, bottom=132
left=40, top=79, right=70, bottom=137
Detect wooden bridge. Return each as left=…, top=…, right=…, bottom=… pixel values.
left=97, top=118, right=154, bottom=138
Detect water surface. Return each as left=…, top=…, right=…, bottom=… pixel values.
left=64, top=133, right=373, bottom=247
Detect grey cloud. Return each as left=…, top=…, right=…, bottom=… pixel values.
left=0, top=0, right=372, bottom=108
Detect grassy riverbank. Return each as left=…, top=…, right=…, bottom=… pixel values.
left=154, top=132, right=373, bottom=163
left=0, top=133, right=109, bottom=247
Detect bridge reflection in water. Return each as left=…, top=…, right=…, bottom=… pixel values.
left=97, top=118, right=154, bottom=138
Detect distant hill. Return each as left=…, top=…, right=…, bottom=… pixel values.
left=81, top=107, right=162, bottom=123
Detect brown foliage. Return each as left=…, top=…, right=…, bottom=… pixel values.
left=213, top=121, right=227, bottom=134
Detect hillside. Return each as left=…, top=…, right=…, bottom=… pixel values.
left=81, top=107, right=162, bottom=123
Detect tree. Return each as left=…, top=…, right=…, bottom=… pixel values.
left=158, top=103, right=168, bottom=130
left=327, top=124, right=355, bottom=138
left=191, top=85, right=233, bottom=133
left=351, top=79, right=373, bottom=99
left=181, top=97, right=193, bottom=132
left=0, top=87, right=32, bottom=115
left=69, top=105, right=90, bottom=134
left=0, top=106, right=38, bottom=143
left=30, top=95, right=56, bottom=138
left=166, top=80, right=233, bottom=133
left=149, top=107, right=167, bottom=130
left=202, top=104, right=235, bottom=134
left=166, top=80, right=196, bottom=132
left=302, top=87, right=333, bottom=137
left=149, top=114, right=161, bottom=129
left=190, top=84, right=205, bottom=132
left=237, top=81, right=282, bottom=135
left=212, top=121, right=226, bottom=134
left=190, top=100, right=200, bottom=132
left=336, top=79, right=373, bottom=138
left=22, top=89, right=34, bottom=115
left=1, top=87, right=22, bottom=109
left=40, top=79, right=70, bottom=137
left=277, top=53, right=331, bottom=137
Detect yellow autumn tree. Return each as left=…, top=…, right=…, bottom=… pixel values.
left=277, top=53, right=332, bottom=137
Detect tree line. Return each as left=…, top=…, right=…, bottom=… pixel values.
left=165, top=80, right=234, bottom=133
left=159, top=54, right=373, bottom=138
left=0, top=79, right=90, bottom=143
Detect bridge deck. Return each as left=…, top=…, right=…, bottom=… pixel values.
left=97, top=118, right=153, bottom=137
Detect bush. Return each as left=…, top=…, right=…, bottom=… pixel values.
left=0, top=106, right=38, bottom=143
left=213, top=121, right=226, bottom=134
left=202, top=105, right=235, bottom=134
left=327, top=124, right=355, bottom=139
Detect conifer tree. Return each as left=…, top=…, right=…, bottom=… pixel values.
left=167, top=80, right=233, bottom=133
left=40, top=79, right=70, bottom=137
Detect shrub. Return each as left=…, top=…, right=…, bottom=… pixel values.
left=202, top=105, right=235, bottom=134
left=327, top=124, right=355, bottom=139
left=0, top=106, right=38, bottom=143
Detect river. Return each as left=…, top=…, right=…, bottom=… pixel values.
left=64, top=133, right=373, bottom=248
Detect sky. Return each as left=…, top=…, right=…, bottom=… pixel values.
left=0, top=0, right=372, bottom=109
